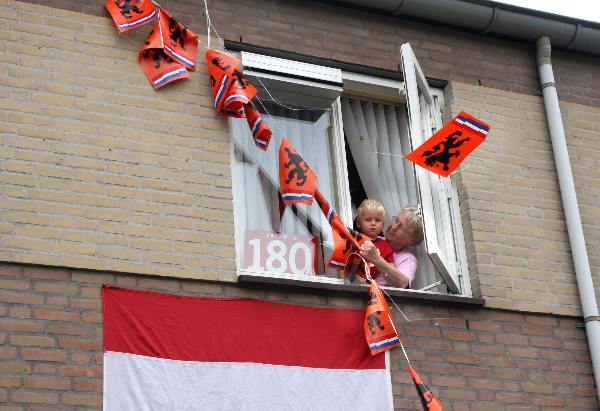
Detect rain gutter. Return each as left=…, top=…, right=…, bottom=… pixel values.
left=331, top=0, right=600, bottom=55
left=536, top=36, right=600, bottom=404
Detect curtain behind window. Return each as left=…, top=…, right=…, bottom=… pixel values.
left=341, top=97, right=440, bottom=291
left=232, top=102, right=338, bottom=277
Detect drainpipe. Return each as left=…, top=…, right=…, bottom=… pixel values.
left=537, top=36, right=600, bottom=403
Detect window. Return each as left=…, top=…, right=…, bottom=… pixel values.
left=230, top=44, right=470, bottom=295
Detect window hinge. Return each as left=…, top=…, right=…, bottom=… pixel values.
left=399, top=83, right=406, bottom=97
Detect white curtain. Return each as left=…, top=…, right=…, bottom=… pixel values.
left=341, top=97, right=440, bottom=291
left=232, top=103, right=337, bottom=276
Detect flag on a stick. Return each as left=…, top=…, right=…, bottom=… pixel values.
left=407, top=364, right=443, bottom=411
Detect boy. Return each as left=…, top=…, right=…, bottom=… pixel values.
left=353, top=199, right=394, bottom=283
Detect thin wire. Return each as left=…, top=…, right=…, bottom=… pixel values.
left=203, top=0, right=211, bottom=49
left=379, top=286, right=410, bottom=322
left=398, top=339, right=411, bottom=364
left=203, top=4, right=331, bottom=113
left=362, top=151, right=407, bottom=158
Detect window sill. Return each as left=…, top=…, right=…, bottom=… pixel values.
left=237, top=270, right=485, bottom=307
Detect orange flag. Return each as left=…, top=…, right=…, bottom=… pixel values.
left=106, top=0, right=156, bottom=32
left=158, top=8, right=198, bottom=72
left=279, top=138, right=318, bottom=205
left=405, top=111, right=490, bottom=177
left=139, top=27, right=189, bottom=89
left=408, top=365, right=443, bottom=411
left=329, top=223, right=368, bottom=270
left=364, top=279, right=401, bottom=355
left=206, top=49, right=272, bottom=150
left=313, top=190, right=368, bottom=270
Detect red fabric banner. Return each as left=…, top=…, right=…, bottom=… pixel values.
left=206, top=49, right=272, bottom=150
left=279, top=138, right=318, bottom=205
left=408, top=365, right=443, bottom=411
left=364, top=280, right=401, bottom=355
left=105, top=0, right=156, bottom=32
left=102, top=286, right=393, bottom=409
left=405, top=111, right=490, bottom=177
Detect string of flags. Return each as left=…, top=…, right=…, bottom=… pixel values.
left=207, top=50, right=272, bottom=150
left=104, top=1, right=492, bottom=407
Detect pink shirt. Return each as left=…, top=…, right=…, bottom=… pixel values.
left=375, top=249, right=418, bottom=288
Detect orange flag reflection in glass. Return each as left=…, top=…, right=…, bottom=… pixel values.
left=138, top=8, right=198, bottom=89
left=405, top=111, right=490, bottom=177
left=279, top=138, right=318, bottom=205
left=364, top=279, right=401, bottom=356
left=314, top=190, right=367, bottom=270
left=408, top=365, right=443, bottom=411
left=105, top=0, right=156, bottom=32
left=206, top=50, right=272, bottom=150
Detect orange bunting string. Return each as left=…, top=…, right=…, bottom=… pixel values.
left=206, top=49, right=272, bottom=150
left=105, top=0, right=156, bottom=32
left=279, top=138, right=318, bottom=205
left=139, top=27, right=189, bottom=90
left=158, top=8, right=198, bottom=72
left=364, top=279, right=401, bottom=355
left=138, top=8, right=197, bottom=89
left=313, top=190, right=367, bottom=270
left=405, top=111, right=490, bottom=177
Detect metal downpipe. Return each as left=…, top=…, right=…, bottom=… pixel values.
left=536, top=36, right=600, bottom=403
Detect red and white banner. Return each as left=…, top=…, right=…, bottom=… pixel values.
left=103, top=286, right=394, bottom=410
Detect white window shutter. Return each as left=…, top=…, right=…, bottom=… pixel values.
left=400, top=43, right=461, bottom=294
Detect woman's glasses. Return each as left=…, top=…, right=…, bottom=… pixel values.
left=390, top=215, right=408, bottom=233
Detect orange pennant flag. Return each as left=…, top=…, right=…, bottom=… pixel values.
left=139, top=27, right=189, bottom=89
left=405, top=111, right=490, bottom=177
left=279, top=138, right=318, bottom=205
left=408, top=365, right=443, bottom=411
left=313, top=190, right=368, bottom=270
left=158, top=8, right=198, bottom=72
left=329, top=223, right=368, bottom=270
left=364, top=280, right=401, bottom=355
left=206, top=49, right=257, bottom=116
left=106, top=0, right=156, bottom=32
left=244, top=102, right=272, bottom=150
left=206, top=49, right=272, bottom=150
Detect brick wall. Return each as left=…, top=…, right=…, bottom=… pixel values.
left=0, top=0, right=236, bottom=281
left=3, top=1, right=598, bottom=315
left=0, top=263, right=597, bottom=410
left=445, top=81, right=591, bottom=316
left=15, top=0, right=600, bottom=109
left=562, top=101, right=600, bottom=287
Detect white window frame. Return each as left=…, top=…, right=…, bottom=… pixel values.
left=400, top=43, right=470, bottom=294
left=231, top=46, right=471, bottom=295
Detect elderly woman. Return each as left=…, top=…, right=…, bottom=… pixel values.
left=359, top=206, right=424, bottom=288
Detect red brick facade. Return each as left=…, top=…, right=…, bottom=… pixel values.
left=2, top=0, right=600, bottom=409
left=1, top=263, right=597, bottom=409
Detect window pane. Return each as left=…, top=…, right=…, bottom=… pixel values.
left=232, top=102, right=339, bottom=277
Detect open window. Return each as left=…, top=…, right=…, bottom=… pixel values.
left=230, top=44, right=470, bottom=295
left=400, top=43, right=468, bottom=294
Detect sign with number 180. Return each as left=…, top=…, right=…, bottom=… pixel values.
left=243, top=230, right=318, bottom=275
